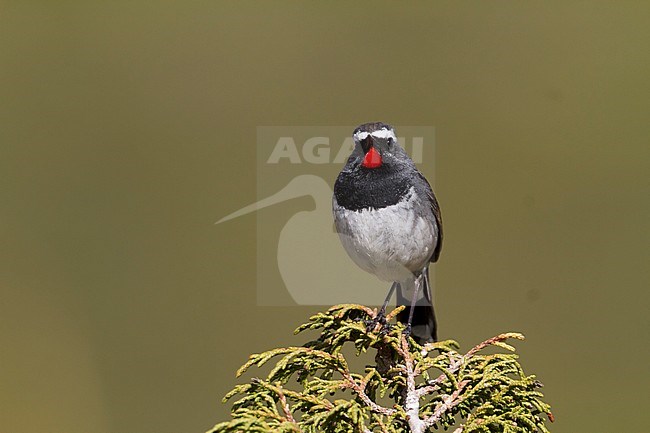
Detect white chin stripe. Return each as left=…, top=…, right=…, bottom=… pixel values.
left=354, top=129, right=396, bottom=142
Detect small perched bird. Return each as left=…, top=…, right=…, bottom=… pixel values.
left=333, top=122, right=443, bottom=343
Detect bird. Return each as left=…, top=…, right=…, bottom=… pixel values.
left=332, top=122, right=443, bottom=344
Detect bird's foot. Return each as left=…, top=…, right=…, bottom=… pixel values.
left=402, top=323, right=412, bottom=338
left=365, top=309, right=391, bottom=334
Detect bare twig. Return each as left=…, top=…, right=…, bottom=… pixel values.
left=340, top=370, right=396, bottom=416
left=400, top=335, right=426, bottom=433
left=275, top=386, right=297, bottom=424
left=424, top=379, right=469, bottom=427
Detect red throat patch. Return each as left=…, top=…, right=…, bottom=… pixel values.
left=362, top=147, right=382, bottom=168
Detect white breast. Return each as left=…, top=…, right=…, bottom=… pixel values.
left=333, top=187, right=437, bottom=283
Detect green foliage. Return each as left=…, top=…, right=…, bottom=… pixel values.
left=208, top=304, right=553, bottom=433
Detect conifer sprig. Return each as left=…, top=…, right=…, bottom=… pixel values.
left=209, top=304, right=553, bottom=433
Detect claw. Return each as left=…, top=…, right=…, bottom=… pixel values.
left=364, top=319, right=378, bottom=333
left=365, top=311, right=390, bottom=334
left=379, top=323, right=393, bottom=336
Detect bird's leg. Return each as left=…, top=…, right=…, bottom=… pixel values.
left=403, top=274, right=424, bottom=337
left=378, top=282, right=397, bottom=318
left=366, top=282, right=398, bottom=333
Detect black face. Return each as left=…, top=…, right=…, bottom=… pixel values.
left=334, top=123, right=411, bottom=210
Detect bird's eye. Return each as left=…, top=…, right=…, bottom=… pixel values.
left=387, top=137, right=394, bottom=146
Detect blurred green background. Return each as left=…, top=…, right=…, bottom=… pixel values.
left=1, top=2, right=648, bottom=432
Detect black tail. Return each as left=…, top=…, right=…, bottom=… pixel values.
left=396, top=267, right=437, bottom=344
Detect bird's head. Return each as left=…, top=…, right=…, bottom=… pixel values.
left=352, top=122, right=398, bottom=169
